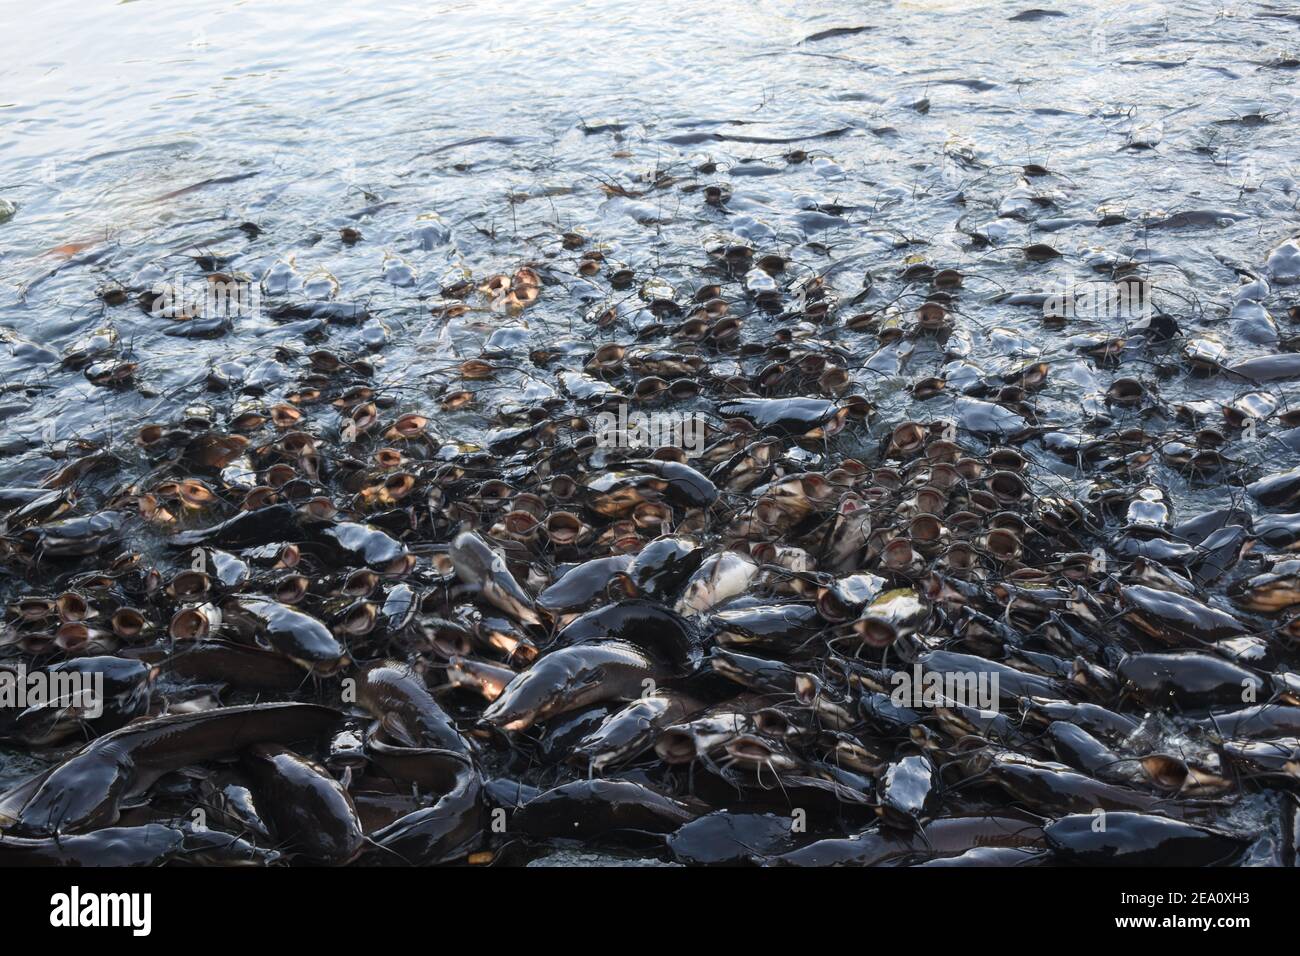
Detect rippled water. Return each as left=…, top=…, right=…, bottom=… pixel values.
left=3, top=0, right=1298, bottom=484
left=2, top=0, right=1299, bottom=858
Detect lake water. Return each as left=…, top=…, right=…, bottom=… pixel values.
left=3, top=0, right=1297, bottom=484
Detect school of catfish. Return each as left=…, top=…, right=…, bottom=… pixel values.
left=2, top=220, right=1300, bottom=867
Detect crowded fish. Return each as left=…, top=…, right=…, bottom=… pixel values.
left=1, top=0, right=1298, bottom=869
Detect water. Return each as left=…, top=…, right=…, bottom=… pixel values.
left=3, top=1, right=1297, bottom=489
left=1, top=0, right=1299, bottom=858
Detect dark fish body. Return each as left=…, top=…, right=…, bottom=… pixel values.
left=19, top=511, right=124, bottom=558
left=445, top=656, right=517, bottom=701
left=200, top=773, right=276, bottom=843
left=573, top=691, right=702, bottom=772
left=484, top=777, right=542, bottom=810
left=916, top=846, right=1050, bottom=866
left=222, top=597, right=347, bottom=672
left=538, top=705, right=611, bottom=763
left=1228, top=558, right=1300, bottom=613
left=623, top=535, right=703, bottom=600
left=208, top=548, right=251, bottom=587
left=1249, top=467, right=1300, bottom=509
left=585, top=459, right=718, bottom=512
left=1254, top=513, right=1300, bottom=549
left=858, top=691, right=924, bottom=734
left=1192, top=525, right=1248, bottom=584
left=914, top=650, right=1067, bottom=702
left=816, top=571, right=885, bottom=620
left=357, top=660, right=471, bottom=754
left=513, top=779, right=699, bottom=838
left=0, top=486, right=62, bottom=512
left=1231, top=355, right=1300, bottom=382
left=537, top=555, right=632, bottom=612
left=1120, top=585, right=1248, bottom=644
left=987, top=758, right=1174, bottom=816
left=170, top=503, right=300, bottom=549
left=770, top=828, right=917, bottom=867
left=1196, top=705, right=1300, bottom=739
left=1172, top=507, right=1253, bottom=545
left=240, top=743, right=363, bottom=864
left=1221, top=736, right=1300, bottom=774
left=0, top=824, right=277, bottom=866
left=138, top=640, right=308, bottom=691
left=1025, top=701, right=1140, bottom=742
left=6, top=703, right=340, bottom=834
left=481, top=641, right=668, bottom=731
left=667, top=811, right=798, bottom=865
left=881, top=754, right=937, bottom=826
left=1118, top=652, right=1262, bottom=709
left=1046, top=721, right=1124, bottom=780
left=450, top=530, right=541, bottom=626
left=314, top=521, right=409, bottom=569
left=710, top=648, right=802, bottom=695
left=269, top=301, right=369, bottom=323
left=918, top=816, right=1046, bottom=855
left=1, top=656, right=153, bottom=745
left=803, top=25, right=872, bottom=42
left=380, top=583, right=418, bottom=631
left=624, top=459, right=718, bottom=509
left=1045, top=813, right=1248, bottom=866
left=716, top=397, right=842, bottom=438
left=555, top=599, right=700, bottom=670
left=675, top=550, right=759, bottom=617
left=710, top=602, right=822, bottom=650
left=364, top=744, right=483, bottom=866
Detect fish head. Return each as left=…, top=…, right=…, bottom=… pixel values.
left=480, top=669, right=556, bottom=732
